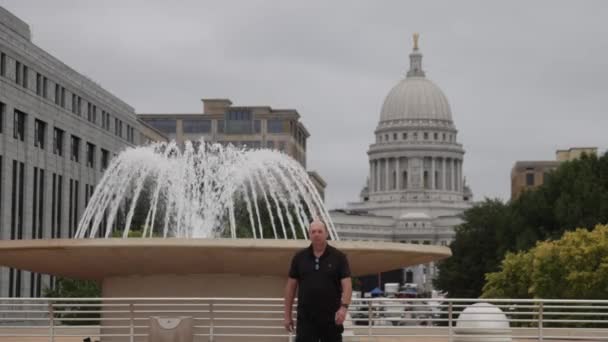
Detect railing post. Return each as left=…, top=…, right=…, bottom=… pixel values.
left=538, top=301, right=544, bottom=342
left=129, top=303, right=134, bottom=342
left=448, top=301, right=453, bottom=342
left=48, top=301, right=55, bottom=342
left=367, top=300, right=373, bottom=337
left=209, top=302, right=214, bottom=342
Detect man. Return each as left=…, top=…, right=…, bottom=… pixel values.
left=284, top=220, right=352, bottom=342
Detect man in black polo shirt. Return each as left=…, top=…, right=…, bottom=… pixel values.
left=284, top=220, right=352, bottom=342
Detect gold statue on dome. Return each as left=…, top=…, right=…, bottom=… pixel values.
left=413, top=32, right=420, bottom=50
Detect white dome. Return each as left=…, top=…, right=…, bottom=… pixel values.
left=380, top=77, right=452, bottom=122
left=456, top=303, right=511, bottom=331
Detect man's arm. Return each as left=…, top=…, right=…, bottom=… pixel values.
left=341, top=277, right=353, bottom=306
left=335, top=277, right=352, bottom=325
left=284, top=277, right=298, bottom=332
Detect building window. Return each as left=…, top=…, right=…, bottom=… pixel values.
left=424, top=132, right=429, bottom=140
left=61, top=87, right=66, bottom=108
left=86, top=142, right=96, bottom=168
left=402, top=132, right=407, bottom=140
left=43, top=77, right=48, bottom=98
left=22, top=65, right=28, bottom=88
left=226, top=109, right=252, bottom=121
left=384, top=134, right=389, bottom=141
left=225, top=109, right=254, bottom=134
left=13, top=110, right=26, bottom=141
left=0, top=101, right=5, bottom=133
left=442, top=133, right=446, bottom=141
left=87, top=103, right=97, bottom=123
left=0, top=52, right=5, bottom=76
left=101, top=149, right=110, bottom=171
left=68, top=179, right=79, bottom=238
left=15, top=61, right=21, bottom=85
left=114, top=118, right=123, bottom=137
left=146, top=119, right=176, bottom=134
left=55, top=84, right=60, bottom=105
left=51, top=173, right=64, bottom=238
left=267, top=119, right=285, bottom=133
left=254, top=120, right=261, bottom=133
left=36, top=73, right=42, bottom=95
left=71, top=135, right=81, bottom=162
left=183, top=119, right=211, bottom=133
left=31, top=167, right=45, bottom=240
left=526, top=173, right=535, bottom=186
left=72, top=94, right=77, bottom=114
left=77, top=97, right=82, bottom=116
left=393, top=133, right=397, bottom=140
left=217, top=120, right=224, bottom=133
left=102, top=111, right=111, bottom=130
left=34, top=119, right=46, bottom=149
left=434, top=132, right=438, bottom=140
left=53, top=127, right=64, bottom=156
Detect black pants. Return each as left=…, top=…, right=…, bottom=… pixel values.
left=296, top=313, right=343, bottom=342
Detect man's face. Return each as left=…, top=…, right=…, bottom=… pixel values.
left=309, top=221, right=328, bottom=244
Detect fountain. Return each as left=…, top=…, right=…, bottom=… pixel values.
left=0, top=140, right=450, bottom=340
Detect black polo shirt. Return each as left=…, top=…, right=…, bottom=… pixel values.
left=288, top=244, right=351, bottom=318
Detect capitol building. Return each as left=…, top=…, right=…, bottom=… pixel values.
left=331, top=35, right=473, bottom=293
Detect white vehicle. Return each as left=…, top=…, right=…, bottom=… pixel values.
left=384, top=283, right=399, bottom=296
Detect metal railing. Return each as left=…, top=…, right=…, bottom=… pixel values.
left=0, top=297, right=607, bottom=341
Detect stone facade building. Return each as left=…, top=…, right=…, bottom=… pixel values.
left=511, top=147, right=597, bottom=200
left=331, top=35, right=473, bottom=293
left=138, top=98, right=326, bottom=198
left=0, top=7, right=144, bottom=297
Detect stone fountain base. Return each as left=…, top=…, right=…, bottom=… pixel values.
left=0, top=238, right=451, bottom=341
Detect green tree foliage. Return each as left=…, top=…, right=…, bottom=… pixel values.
left=44, top=278, right=101, bottom=325
left=228, top=193, right=315, bottom=240
left=482, top=225, right=608, bottom=299
left=433, top=199, right=519, bottom=298
left=435, top=153, right=608, bottom=298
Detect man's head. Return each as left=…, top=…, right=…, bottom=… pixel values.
left=309, top=220, right=328, bottom=246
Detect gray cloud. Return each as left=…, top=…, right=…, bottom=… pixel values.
left=4, top=0, right=607, bottom=208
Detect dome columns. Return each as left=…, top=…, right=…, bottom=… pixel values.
left=368, top=155, right=463, bottom=194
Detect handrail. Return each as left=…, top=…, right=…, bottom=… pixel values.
left=0, top=297, right=606, bottom=341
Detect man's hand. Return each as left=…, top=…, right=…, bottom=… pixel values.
left=335, top=306, right=348, bottom=325
left=284, top=315, right=294, bottom=332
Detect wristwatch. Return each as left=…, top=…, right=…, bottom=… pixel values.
left=341, top=303, right=349, bottom=309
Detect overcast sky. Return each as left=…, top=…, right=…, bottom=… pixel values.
left=3, top=0, right=607, bottom=208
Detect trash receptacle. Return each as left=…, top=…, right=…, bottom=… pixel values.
left=149, top=316, right=193, bottom=342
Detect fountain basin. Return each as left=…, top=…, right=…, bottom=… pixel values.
left=0, top=238, right=450, bottom=282
left=0, top=238, right=450, bottom=341
left=0, top=238, right=451, bottom=297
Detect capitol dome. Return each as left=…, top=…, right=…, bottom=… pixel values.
left=379, top=34, right=453, bottom=123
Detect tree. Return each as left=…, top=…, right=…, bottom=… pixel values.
left=44, top=278, right=101, bottom=325
left=436, top=153, right=608, bottom=298
left=434, top=199, right=518, bottom=298
left=228, top=195, right=313, bottom=240
left=482, top=225, right=608, bottom=299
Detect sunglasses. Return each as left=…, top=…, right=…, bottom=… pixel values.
left=315, top=258, right=320, bottom=271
